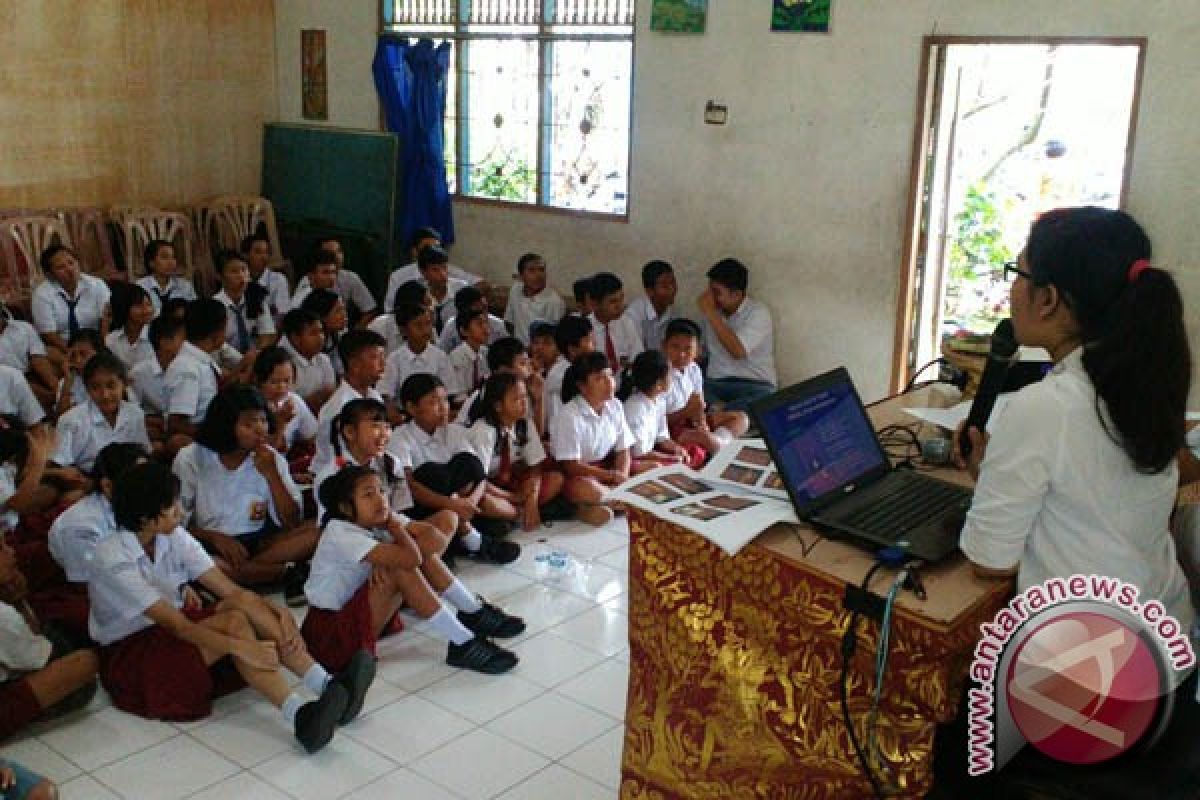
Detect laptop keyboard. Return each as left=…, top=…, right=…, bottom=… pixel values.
left=839, top=477, right=968, bottom=540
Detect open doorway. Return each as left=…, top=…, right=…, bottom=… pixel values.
left=892, top=37, right=1146, bottom=388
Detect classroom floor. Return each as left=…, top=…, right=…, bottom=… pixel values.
left=0, top=516, right=633, bottom=799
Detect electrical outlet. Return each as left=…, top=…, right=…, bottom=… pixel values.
left=704, top=100, right=728, bottom=125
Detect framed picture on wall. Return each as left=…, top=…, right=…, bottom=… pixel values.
left=771, top=0, right=832, bottom=33
left=301, top=29, right=328, bottom=120
left=650, top=0, right=707, bottom=33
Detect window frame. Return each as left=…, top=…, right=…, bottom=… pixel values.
left=380, top=2, right=636, bottom=222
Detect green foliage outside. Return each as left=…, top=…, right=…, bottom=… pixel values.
left=650, top=0, right=706, bottom=33
left=772, top=0, right=831, bottom=32
left=945, top=182, right=1013, bottom=330
left=471, top=152, right=536, bottom=203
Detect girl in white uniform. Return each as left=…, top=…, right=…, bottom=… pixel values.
left=136, top=240, right=196, bottom=316
left=253, top=346, right=318, bottom=461
left=52, top=353, right=150, bottom=474
left=622, top=350, right=691, bottom=473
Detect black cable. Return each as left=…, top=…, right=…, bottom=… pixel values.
left=841, top=563, right=888, bottom=799
left=902, top=358, right=947, bottom=395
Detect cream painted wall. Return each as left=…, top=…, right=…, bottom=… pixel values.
left=274, top=0, right=1200, bottom=402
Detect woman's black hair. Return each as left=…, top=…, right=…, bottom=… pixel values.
left=148, top=314, right=186, bottom=350
left=1024, top=206, right=1191, bottom=473
left=317, top=464, right=377, bottom=528
left=486, top=337, right=526, bottom=372
left=142, top=239, right=174, bottom=271
left=300, top=288, right=342, bottom=322
left=331, top=399, right=396, bottom=485
left=391, top=279, right=429, bottom=312
left=161, top=297, right=189, bottom=322
left=39, top=243, right=77, bottom=275
left=252, top=346, right=295, bottom=385
left=67, top=327, right=105, bottom=352
left=215, top=249, right=268, bottom=318
left=400, top=372, right=444, bottom=409
left=195, top=385, right=275, bottom=455
left=92, top=442, right=148, bottom=486
left=471, top=371, right=530, bottom=448
left=82, top=352, right=128, bottom=387
left=112, top=461, right=180, bottom=533
left=110, top=283, right=151, bottom=331
left=555, top=314, right=593, bottom=356
left=185, top=298, right=228, bottom=342
left=561, top=351, right=610, bottom=404
left=629, top=349, right=669, bottom=394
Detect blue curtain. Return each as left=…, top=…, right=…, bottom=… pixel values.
left=372, top=37, right=455, bottom=248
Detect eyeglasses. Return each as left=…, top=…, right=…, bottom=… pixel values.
left=1002, top=261, right=1035, bottom=282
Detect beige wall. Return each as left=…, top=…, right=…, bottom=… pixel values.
left=274, top=0, right=1200, bottom=401
left=0, top=0, right=277, bottom=209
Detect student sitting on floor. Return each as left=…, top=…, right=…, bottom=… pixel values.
left=173, top=387, right=315, bottom=606
left=390, top=373, right=519, bottom=563
left=305, top=465, right=522, bottom=675
left=93, top=461, right=373, bottom=751
left=0, top=366, right=47, bottom=431
left=624, top=259, right=679, bottom=354
left=0, top=757, right=56, bottom=800
left=385, top=226, right=482, bottom=304
left=293, top=239, right=377, bottom=328
left=313, top=330, right=388, bottom=475
left=445, top=310, right=491, bottom=410
left=136, top=239, right=196, bottom=316
left=505, top=253, right=565, bottom=347
left=464, top=372, right=564, bottom=533
left=380, top=302, right=450, bottom=424
left=0, top=302, right=60, bottom=411
left=0, top=539, right=98, bottom=745
left=51, top=353, right=150, bottom=475
left=300, top=289, right=349, bottom=377
left=165, top=299, right=230, bottom=441
left=528, top=321, right=559, bottom=379
left=572, top=276, right=596, bottom=318
left=32, top=245, right=110, bottom=355
left=550, top=352, right=634, bottom=526
left=213, top=249, right=275, bottom=356
left=253, top=347, right=318, bottom=467
left=544, top=314, right=595, bottom=431
left=368, top=278, right=432, bottom=355
left=53, top=328, right=105, bottom=419
left=242, top=233, right=290, bottom=322
left=457, top=336, right=545, bottom=438
left=419, top=246, right=467, bottom=336
left=437, top=285, right=510, bottom=352
left=278, top=309, right=337, bottom=414
left=0, top=423, right=81, bottom=546
left=130, top=314, right=190, bottom=459
left=623, top=350, right=692, bottom=473
left=104, top=283, right=155, bottom=371
left=588, top=272, right=643, bottom=388
left=661, top=318, right=749, bottom=464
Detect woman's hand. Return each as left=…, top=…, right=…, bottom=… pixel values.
left=952, top=422, right=989, bottom=481
left=253, top=443, right=279, bottom=476
left=272, top=398, right=296, bottom=431
left=234, top=639, right=280, bottom=670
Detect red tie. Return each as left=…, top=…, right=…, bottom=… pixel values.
left=497, top=429, right=513, bottom=487
left=604, top=325, right=618, bottom=370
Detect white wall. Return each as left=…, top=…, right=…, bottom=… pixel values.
left=275, top=0, right=1200, bottom=402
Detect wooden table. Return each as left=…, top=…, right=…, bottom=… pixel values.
left=618, top=390, right=1013, bottom=799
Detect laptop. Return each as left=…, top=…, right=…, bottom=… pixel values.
left=751, top=367, right=972, bottom=563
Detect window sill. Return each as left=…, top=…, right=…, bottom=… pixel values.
left=452, top=193, right=629, bottom=223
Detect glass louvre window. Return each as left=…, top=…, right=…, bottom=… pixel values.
left=383, top=0, right=634, bottom=216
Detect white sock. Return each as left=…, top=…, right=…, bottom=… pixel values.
left=282, top=692, right=306, bottom=725
left=713, top=427, right=735, bottom=448
left=426, top=605, right=474, bottom=645
left=461, top=527, right=483, bottom=552
left=302, top=663, right=331, bottom=695
left=441, top=579, right=483, bottom=613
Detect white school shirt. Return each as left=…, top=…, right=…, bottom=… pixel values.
left=429, top=278, right=468, bottom=334
left=305, top=519, right=392, bottom=611
left=53, top=399, right=150, bottom=473
left=550, top=395, right=635, bottom=464
left=445, top=342, right=490, bottom=400
left=313, top=451, right=412, bottom=521
left=463, top=418, right=546, bottom=476
left=214, top=289, right=276, bottom=352
left=505, top=284, right=565, bottom=345
left=623, top=295, right=677, bottom=354
left=48, top=491, right=120, bottom=583
left=663, top=362, right=705, bottom=415
left=701, top=297, right=777, bottom=385
left=173, top=443, right=301, bottom=536
left=279, top=337, right=337, bottom=401
left=0, top=365, right=45, bottom=426
left=543, top=356, right=570, bottom=430
left=380, top=341, right=450, bottom=399
left=589, top=313, right=643, bottom=383
left=87, top=527, right=215, bottom=646
left=0, top=600, right=53, bottom=682
left=291, top=271, right=377, bottom=316
left=55, top=373, right=88, bottom=411
left=385, top=262, right=481, bottom=307
left=130, top=358, right=168, bottom=415
left=31, top=274, right=110, bottom=337
left=314, top=382, right=385, bottom=474
left=0, top=317, right=47, bottom=372
left=623, top=391, right=669, bottom=458
left=367, top=313, right=405, bottom=355
left=136, top=275, right=196, bottom=316
left=164, top=342, right=220, bottom=424
left=255, top=269, right=291, bottom=319
left=274, top=391, right=319, bottom=450
left=0, top=463, right=21, bottom=532
left=960, top=348, right=1194, bottom=631
left=388, top=420, right=468, bottom=471
left=105, top=326, right=154, bottom=371
left=436, top=313, right=509, bottom=352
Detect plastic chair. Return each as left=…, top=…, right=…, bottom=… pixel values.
left=115, top=208, right=196, bottom=280
left=55, top=207, right=119, bottom=279
left=0, top=215, right=72, bottom=308
left=206, top=195, right=292, bottom=285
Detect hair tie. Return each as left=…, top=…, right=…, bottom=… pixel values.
left=1128, top=259, right=1152, bottom=284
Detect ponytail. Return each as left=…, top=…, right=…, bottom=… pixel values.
left=561, top=351, right=610, bottom=405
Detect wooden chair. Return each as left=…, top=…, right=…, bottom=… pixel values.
left=0, top=215, right=71, bottom=309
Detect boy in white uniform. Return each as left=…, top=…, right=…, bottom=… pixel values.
left=504, top=253, right=565, bottom=346
left=313, top=330, right=388, bottom=475
left=444, top=310, right=491, bottom=409
left=623, top=260, right=678, bottom=353
left=384, top=226, right=481, bottom=306
left=379, top=303, right=450, bottom=416
left=278, top=309, right=338, bottom=413
left=543, top=315, right=595, bottom=433
left=164, top=300, right=227, bottom=438
left=587, top=272, right=643, bottom=387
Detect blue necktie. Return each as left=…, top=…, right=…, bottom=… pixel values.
left=64, top=293, right=80, bottom=337
left=233, top=303, right=251, bottom=352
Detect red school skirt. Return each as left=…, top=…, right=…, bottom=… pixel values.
left=665, top=418, right=711, bottom=468
left=301, top=583, right=376, bottom=673
left=99, top=608, right=245, bottom=722
left=27, top=582, right=90, bottom=643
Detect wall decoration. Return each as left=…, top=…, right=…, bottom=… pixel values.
left=650, top=0, right=707, bottom=33
left=301, top=29, right=328, bottom=120
left=771, top=0, right=832, bottom=33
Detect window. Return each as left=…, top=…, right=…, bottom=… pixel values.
left=383, top=1, right=635, bottom=217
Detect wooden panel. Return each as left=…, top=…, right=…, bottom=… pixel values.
left=0, top=0, right=276, bottom=209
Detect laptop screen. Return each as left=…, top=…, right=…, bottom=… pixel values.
left=756, top=372, right=887, bottom=506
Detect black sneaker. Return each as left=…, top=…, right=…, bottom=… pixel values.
left=294, top=682, right=349, bottom=753
left=464, top=536, right=521, bottom=565
left=331, top=650, right=376, bottom=725
left=457, top=599, right=526, bottom=638
left=446, top=636, right=518, bottom=674
left=283, top=562, right=310, bottom=608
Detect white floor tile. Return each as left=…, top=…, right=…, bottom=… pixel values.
left=0, top=736, right=81, bottom=783
left=58, top=774, right=122, bottom=800
left=187, top=699, right=297, bottom=769
left=485, top=692, right=618, bottom=760
left=343, top=694, right=473, bottom=764
left=549, top=604, right=629, bottom=657
left=596, top=546, right=629, bottom=573
left=545, top=529, right=628, bottom=561
left=187, top=771, right=294, bottom=800
left=418, top=669, right=543, bottom=725
left=408, top=728, right=548, bottom=800
left=494, top=764, right=615, bottom=800
left=559, top=726, right=626, bottom=790
left=508, top=632, right=608, bottom=688
left=344, top=767, right=467, bottom=799
left=494, top=584, right=594, bottom=640
left=454, top=562, right=535, bottom=600
left=90, top=735, right=239, bottom=800
left=553, top=559, right=627, bottom=605
left=354, top=677, right=409, bottom=718
left=252, top=734, right=395, bottom=800
left=557, top=660, right=630, bottom=721
left=172, top=687, right=258, bottom=731
left=374, top=632, right=459, bottom=691
left=38, top=706, right=177, bottom=771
